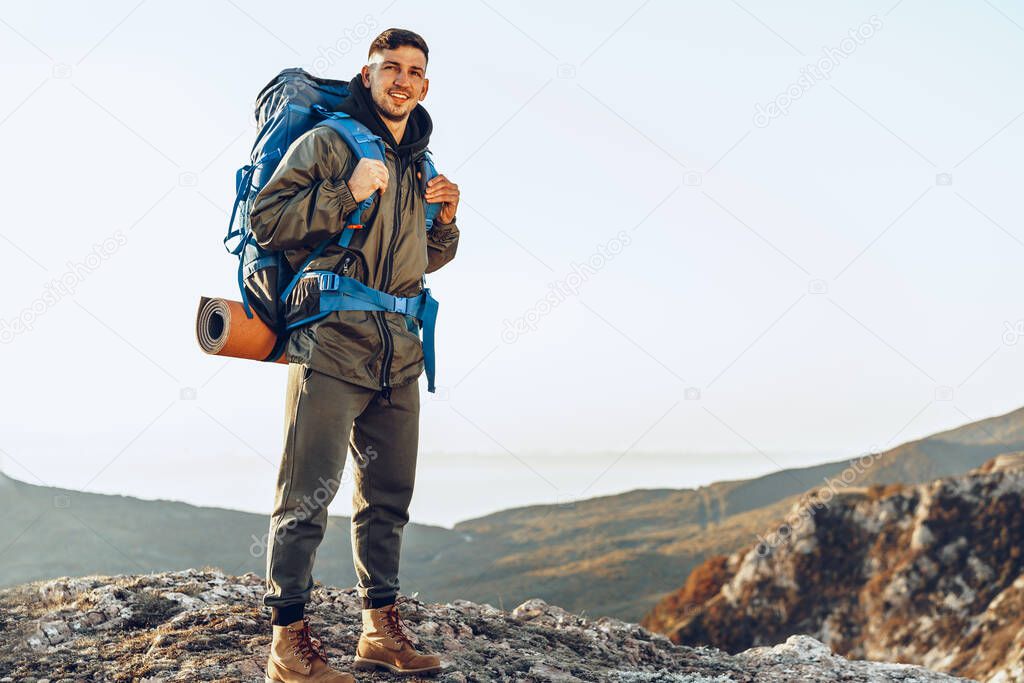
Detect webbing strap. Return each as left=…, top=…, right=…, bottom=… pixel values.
left=420, top=150, right=442, bottom=231
left=226, top=148, right=283, bottom=255
left=279, top=113, right=386, bottom=303
left=224, top=163, right=256, bottom=255
left=242, top=255, right=278, bottom=279
left=316, top=113, right=385, bottom=235
left=286, top=271, right=439, bottom=392
left=270, top=113, right=441, bottom=390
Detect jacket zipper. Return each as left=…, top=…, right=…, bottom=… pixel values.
left=339, top=252, right=355, bottom=277
left=375, top=150, right=406, bottom=403
left=373, top=311, right=393, bottom=402
left=382, top=151, right=405, bottom=293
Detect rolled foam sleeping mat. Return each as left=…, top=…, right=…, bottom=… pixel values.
left=195, top=296, right=288, bottom=364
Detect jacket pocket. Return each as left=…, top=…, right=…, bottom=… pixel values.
left=309, top=246, right=367, bottom=283
left=384, top=312, right=424, bottom=376
left=285, top=247, right=372, bottom=328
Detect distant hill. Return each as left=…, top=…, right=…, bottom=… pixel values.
left=0, top=470, right=463, bottom=598
left=3, top=405, right=1024, bottom=622
left=641, top=455, right=1024, bottom=683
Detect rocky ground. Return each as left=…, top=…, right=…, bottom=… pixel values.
left=0, top=568, right=972, bottom=682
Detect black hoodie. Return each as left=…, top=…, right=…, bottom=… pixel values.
left=335, top=72, right=433, bottom=161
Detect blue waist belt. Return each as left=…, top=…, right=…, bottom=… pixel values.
left=285, top=271, right=439, bottom=393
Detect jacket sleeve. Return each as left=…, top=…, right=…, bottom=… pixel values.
left=426, top=219, right=459, bottom=273
left=249, top=127, right=360, bottom=253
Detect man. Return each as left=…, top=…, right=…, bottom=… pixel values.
left=250, top=28, right=460, bottom=682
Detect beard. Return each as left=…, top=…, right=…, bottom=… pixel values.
left=371, top=86, right=414, bottom=122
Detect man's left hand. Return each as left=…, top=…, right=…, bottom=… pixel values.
left=424, top=174, right=459, bottom=225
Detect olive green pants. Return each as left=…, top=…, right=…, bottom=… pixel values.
left=263, top=363, right=420, bottom=609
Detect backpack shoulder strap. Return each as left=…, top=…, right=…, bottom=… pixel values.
left=314, top=111, right=386, bottom=247
left=315, top=110, right=385, bottom=162
left=418, top=149, right=442, bottom=231
left=279, top=112, right=387, bottom=303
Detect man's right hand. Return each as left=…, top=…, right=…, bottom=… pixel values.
left=346, top=158, right=389, bottom=202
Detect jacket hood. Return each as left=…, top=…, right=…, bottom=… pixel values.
left=337, top=71, right=432, bottom=159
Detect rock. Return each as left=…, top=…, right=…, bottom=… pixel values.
left=647, top=461, right=1024, bottom=683
left=0, top=568, right=969, bottom=682
left=527, top=663, right=584, bottom=682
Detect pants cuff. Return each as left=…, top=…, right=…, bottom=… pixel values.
left=362, top=595, right=397, bottom=609
left=270, top=603, right=305, bottom=625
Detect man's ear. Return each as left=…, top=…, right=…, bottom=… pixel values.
left=419, top=77, right=429, bottom=102
left=360, top=64, right=371, bottom=88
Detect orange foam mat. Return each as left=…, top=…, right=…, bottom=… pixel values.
left=195, top=296, right=288, bottom=364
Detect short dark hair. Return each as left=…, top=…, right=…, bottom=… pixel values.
left=368, top=28, right=429, bottom=66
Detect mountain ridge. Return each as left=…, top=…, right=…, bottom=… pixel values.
left=4, top=405, right=1024, bottom=622
left=642, top=457, right=1024, bottom=683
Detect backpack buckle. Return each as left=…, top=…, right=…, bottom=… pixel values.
left=392, top=297, right=408, bottom=315
left=318, top=272, right=339, bottom=291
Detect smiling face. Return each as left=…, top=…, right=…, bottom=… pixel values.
left=361, top=45, right=429, bottom=123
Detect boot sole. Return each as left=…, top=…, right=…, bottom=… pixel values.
left=352, top=656, right=443, bottom=675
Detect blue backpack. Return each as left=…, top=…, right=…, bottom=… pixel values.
left=223, top=68, right=442, bottom=391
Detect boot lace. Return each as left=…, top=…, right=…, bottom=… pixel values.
left=381, top=596, right=418, bottom=647
left=289, top=616, right=328, bottom=666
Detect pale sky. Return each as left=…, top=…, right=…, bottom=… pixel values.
left=1, top=0, right=1022, bottom=526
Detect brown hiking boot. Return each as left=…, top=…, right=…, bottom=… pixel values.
left=265, top=615, right=354, bottom=683
left=353, top=598, right=444, bottom=675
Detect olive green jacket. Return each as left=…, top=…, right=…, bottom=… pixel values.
left=249, top=124, right=459, bottom=392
